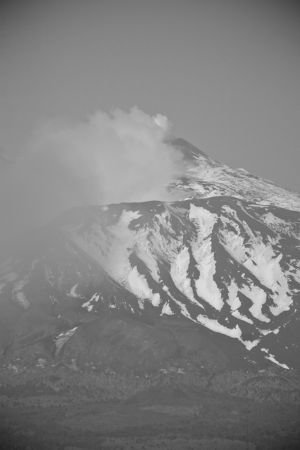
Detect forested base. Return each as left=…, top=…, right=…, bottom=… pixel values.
left=0, top=364, right=299, bottom=450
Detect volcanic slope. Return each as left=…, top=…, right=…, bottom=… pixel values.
left=0, top=189, right=299, bottom=372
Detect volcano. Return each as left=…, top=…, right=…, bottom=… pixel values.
left=0, top=138, right=300, bottom=449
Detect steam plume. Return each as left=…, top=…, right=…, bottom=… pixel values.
left=0, top=108, right=182, bottom=243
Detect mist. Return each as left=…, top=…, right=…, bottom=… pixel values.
left=0, top=107, right=182, bottom=245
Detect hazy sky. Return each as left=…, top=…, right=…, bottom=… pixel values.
left=1, top=0, right=300, bottom=191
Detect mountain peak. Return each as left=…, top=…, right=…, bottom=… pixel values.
left=168, top=138, right=300, bottom=211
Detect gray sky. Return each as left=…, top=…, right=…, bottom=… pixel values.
left=1, top=0, right=300, bottom=192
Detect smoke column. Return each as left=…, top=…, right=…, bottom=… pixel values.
left=0, top=107, right=183, bottom=245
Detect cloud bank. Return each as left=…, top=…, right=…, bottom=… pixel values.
left=0, top=108, right=182, bottom=243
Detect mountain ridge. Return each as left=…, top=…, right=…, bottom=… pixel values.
left=168, top=137, right=300, bottom=211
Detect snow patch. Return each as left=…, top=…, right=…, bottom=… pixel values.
left=127, top=266, right=161, bottom=307
left=55, top=327, right=78, bottom=355
left=197, top=314, right=259, bottom=350
left=227, top=281, right=240, bottom=311
left=197, top=314, right=242, bottom=339
left=12, top=279, right=30, bottom=309
left=261, top=348, right=289, bottom=369
left=240, top=243, right=291, bottom=316
left=161, top=302, right=174, bottom=316
left=240, top=284, right=270, bottom=323
left=226, top=282, right=254, bottom=324
left=232, top=310, right=254, bottom=324
left=170, top=246, right=198, bottom=305
left=242, top=339, right=260, bottom=351
left=67, top=283, right=83, bottom=298
left=82, top=293, right=100, bottom=312
left=189, top=205, right=223, bottom=311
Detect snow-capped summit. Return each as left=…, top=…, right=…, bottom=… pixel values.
left=169, top=138, right=300, bottom=211
left=0, top=138, right=299, bottom=373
